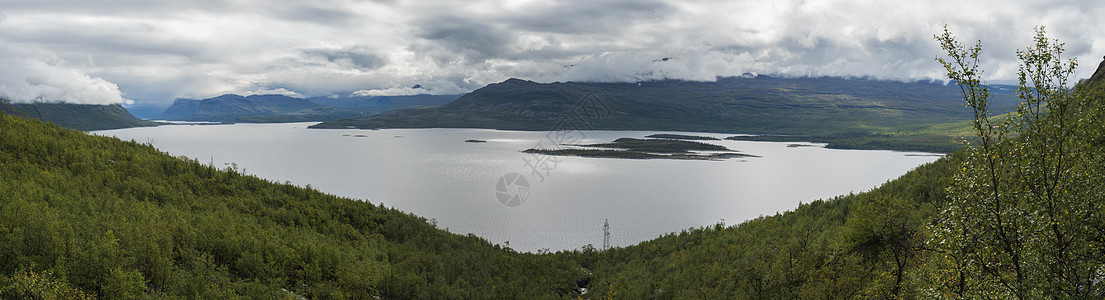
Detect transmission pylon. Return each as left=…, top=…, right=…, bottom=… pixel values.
left=603, top=218, right=610, bottom=251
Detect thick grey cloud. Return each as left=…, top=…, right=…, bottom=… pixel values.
left=302, top=47, right=387, bottom=71
left=0, top=44, right=127, bottom=104
left=418, top=17, right=515, bottom=65
left=0, top=0, right=1102, bottom=105
left=267, top=4, right=361, bottom=26
left=496, top=0, right=673, bottom=35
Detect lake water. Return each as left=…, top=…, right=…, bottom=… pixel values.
left=94, top=123, right=940, bottom=252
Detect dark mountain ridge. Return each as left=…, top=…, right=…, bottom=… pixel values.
left=161, top=94, right=329, bottom=122
left=312, top=76, right=1020, bottom=133
left=1, top=99, right=158, bottom=131
left=159, top=98, right=203, bottom=120
left=0, top=101, right=26, bottom=117
left=308, top=94, right=458, bottom=109
left=161, top=94, right=458, bottom=122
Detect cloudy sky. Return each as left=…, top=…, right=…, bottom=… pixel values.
left=1, top=0, right=1102, bottom=106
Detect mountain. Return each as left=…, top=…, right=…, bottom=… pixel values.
left=0, top=93, right=971, bottom=299
left=0, top=106, right=994, bottom=298
left=311, top=76, right=1020, bottom=152
left=1090, top=55, right=1105, bottom=83
left=2, top=57, right=1100, bottom=298
left=1, top=99, right=159, bottom=131
left=313, top=77, right=1022, bottom=132
left=160, top=94, right=341, bottom=122
left=0, top=101, right=26, bottom=117
left=160, top=94, right=459, bottom=123
left=588, top=56, right=1105, bottom=299
left=122, top=103, right=172, bottom=120
left=159, top=98, right=202, bottom=120
left=1077, top=56, right=1105, bottom=146
left=307, top=94, right=458, bottom=109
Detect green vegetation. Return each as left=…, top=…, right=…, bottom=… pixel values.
left=2, top=100, right=159, bottom=131
left=578, top=29, right=1105, bottom=295
left=725, top=127, right=971, bottom=153
left=1, top=27, right=1101, bottom=299
left=0, top=113, right=587, bottom=299
left=312, top=76, right=1022, bottom=152
left=926, top=26, right=1105, bottom=298
left=0, top=101, right=26, bottom=117
left=0, top=109, right=957, bottom=298
left=582, top=153, right=958, bottom=298
left=644, top=133, right=721, bottom=140
left=724, top=113, right=1016, bottom=153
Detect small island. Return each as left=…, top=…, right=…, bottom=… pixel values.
left=644, top=133, right=721, bottom=141
left=524, top=137, right=757, bottom=160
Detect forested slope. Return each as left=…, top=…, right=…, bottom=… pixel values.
left=0, top=113, right=586, bottom=299
left=0, top=109, right=969, bottom=298
left=1, top=100, right=158, bottom=131
left=581, top=152, right=957, bottom=298
left=2, top=42, right=1100, bottom=298
left=575, top=32, right=1105, bottom=298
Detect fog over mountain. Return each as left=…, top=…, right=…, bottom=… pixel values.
left=0, top=0, right=1102, bottom=105
left=0, top=44, right=128, bottom=105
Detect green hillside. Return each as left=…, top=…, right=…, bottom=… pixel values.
left=161, top=94, right=459, bottom=123
left=312, top=76, right=1021, bottom=152
left=0, top=113, right=586, bottom=299
left=580, top=50, right=1105, bottom=297
left=2, top=101, right=158, bottom=131
left=0, top=105, right=972, bottom=299
left=584, top=154, right=958, bottom=298
left=2, top=33, right=1101, bottom=298
left=724, top=117, right=983, bottom=153
left=576, top=33, right=1105, bottom=298
left=0, top=102, right=26, bottom=117
left=2, top=109, right=988, bottom=298
left=2, top=75, right=1101, bottom=297
left=161, top=94, right=355, bottom=123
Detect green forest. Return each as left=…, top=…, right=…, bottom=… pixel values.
left=0, top=101, right=158, bottom=131
left=2, top=28, right=1103, bottom=298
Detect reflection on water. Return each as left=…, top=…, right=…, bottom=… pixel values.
left=95, top=123, right=940, bottom=252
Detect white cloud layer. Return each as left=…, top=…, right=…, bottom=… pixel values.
left=0, top=44, right=128, bottom=104
left=0, top=0, right=1102, bottom=105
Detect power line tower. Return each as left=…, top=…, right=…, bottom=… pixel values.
left=603, top=218, right=610, bottom=251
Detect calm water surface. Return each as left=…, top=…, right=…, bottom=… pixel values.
left=95, top=123, right=940, bottom=252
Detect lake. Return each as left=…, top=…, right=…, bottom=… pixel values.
left=94, top=123, right=940, bottom=252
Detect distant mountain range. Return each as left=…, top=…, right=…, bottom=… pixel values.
left=1, top=100, right=159, bottom=131
left=0, top=75, right=1027, bottom=150
left=159, top=94, right=459, bottom=122
left=160, top=94, right=336, bottom=122
left=310, top=77, right=1020, bottom=149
